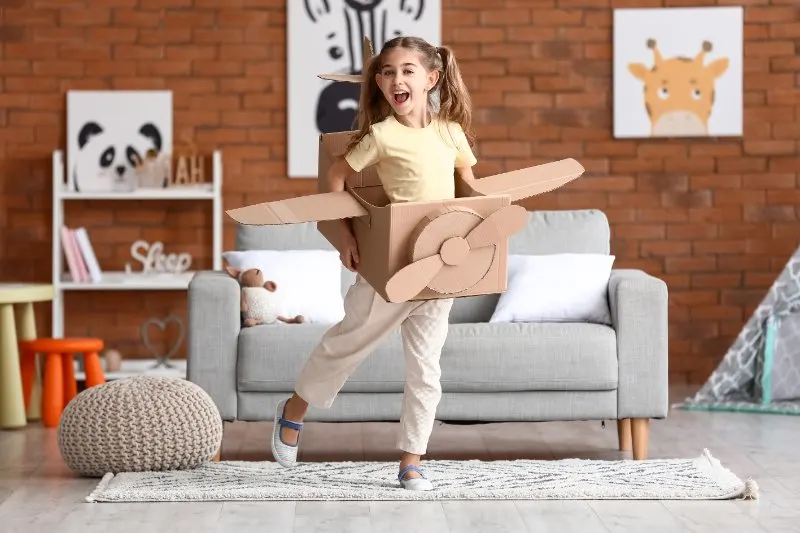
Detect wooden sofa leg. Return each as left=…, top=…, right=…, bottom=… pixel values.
left=617, top=419, right=631, bottom=451
left=631, top=418, right=649, bottom=460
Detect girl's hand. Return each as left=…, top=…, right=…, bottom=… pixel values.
left=340, top=227, right=360, bottom=272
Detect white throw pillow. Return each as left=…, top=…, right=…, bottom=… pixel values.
left=490, top=253, right=615, bottom=325
left=222, top=250, right=345, bottom=325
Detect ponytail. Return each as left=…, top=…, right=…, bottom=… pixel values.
left=436, top=45, right=475, bottom=147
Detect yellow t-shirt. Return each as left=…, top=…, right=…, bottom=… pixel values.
left=343, top=114, right=477, bottom=204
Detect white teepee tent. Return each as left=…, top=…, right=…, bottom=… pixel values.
left=679, top=245, right=800, bottom=415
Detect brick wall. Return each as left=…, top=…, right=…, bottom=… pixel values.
left=1, top=0, right=798, bottom=383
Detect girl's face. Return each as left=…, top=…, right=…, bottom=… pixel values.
left=375, top=48, right=439, bottom=121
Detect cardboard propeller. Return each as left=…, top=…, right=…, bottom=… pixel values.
left=384, top=204, right=527, bottom=303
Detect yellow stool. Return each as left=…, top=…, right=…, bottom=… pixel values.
left=0, top=283, right=54, bottom=429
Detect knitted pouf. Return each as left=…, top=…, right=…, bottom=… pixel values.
left=57, top=375, right=223, bottom=477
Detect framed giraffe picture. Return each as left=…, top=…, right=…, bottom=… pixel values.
left=612, top=6, right=743, bottom=139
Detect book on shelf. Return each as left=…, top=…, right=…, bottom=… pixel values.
left=61, top=225, right=102, bottom=283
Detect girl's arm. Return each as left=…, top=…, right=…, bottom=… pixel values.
left=328, top=156, right=356, bottom=192
left=456, top=165, right=476, bottom=182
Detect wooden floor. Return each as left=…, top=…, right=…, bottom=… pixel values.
left=1, top=386, right=798, bottom=533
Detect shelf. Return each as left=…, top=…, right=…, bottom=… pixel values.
left=58, top=184, right=215, bottom=200
left=59, top=271, right=196, bottom=290
left=50, top=148, right=223, bottom=337
left=75, top=358, right=187, bottom=381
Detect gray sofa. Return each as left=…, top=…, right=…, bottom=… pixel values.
left=187, top=209, right=668, bottom=459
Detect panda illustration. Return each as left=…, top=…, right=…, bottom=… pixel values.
left=72, top=121, right=165, bottom=192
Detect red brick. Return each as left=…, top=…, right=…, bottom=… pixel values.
left=641, top=241, right=691, bottom=257
left=742, top=173, right=796, bottom=189
left=666, top=224, right=719, bottom=240
left=452, top=27, right=505, bottom=43
left=503, top=92, right=552, bottom=108
left=689, top=306, right=743, bottom=321
left=690, top=175, right=742, bottom=190
left=745, top=6, right=798, bottom=21
left=745, top=41, right=795, bottom=57
left=661, top=190, right=713, bottom=208
left=585, top=141, right=637, bottom=157
left=689, top=207, right=743, bottom=223
left=113, top=9, right=162, bottom=27
left=665, top=257, right=716, bottom=273
left=692, top=274, right=744, bottom=290
left=613, top=224, right=664, bottom=240
left=560, top=126, right=608, bottom=141
left=744, top=205, right=797, bottom=222
left=770, top=22, right=800, bottom=39
left=692, top=240, right=748, bottom=255
left=715, top=190, right=766, bottom=205
left=609, top=193, right=659, bottom=208
left=480, top=8, right=531, bottom=25
left=717, top=157, right=767, bottom=173
left=771, top=56, right=800, bottom=72
left=772, top=123, right=800, bottom=139
left=584, top=43, right=610, bottom=60
left=60, top=8, right=111, bottom=26
left=719, top=222, right=772, bottom=240
left=637, top=144, right=688, bottom=158
left=688, top=144, right=742, bottom=157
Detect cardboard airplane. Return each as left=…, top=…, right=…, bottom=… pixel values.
left=226, top=36, right=585, bottom=304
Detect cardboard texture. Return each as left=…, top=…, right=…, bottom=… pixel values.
left=226, top=36, right=585, bottom=304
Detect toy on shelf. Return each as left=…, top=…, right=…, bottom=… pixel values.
left=133, top=148, right=171, bottom=189
left=133, top=130, right=208, bottom=190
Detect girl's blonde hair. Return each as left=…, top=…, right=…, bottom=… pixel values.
left=344, top=36, right=474, bottom=155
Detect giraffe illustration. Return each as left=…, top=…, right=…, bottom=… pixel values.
left=627, top=39, right=729, bottom=137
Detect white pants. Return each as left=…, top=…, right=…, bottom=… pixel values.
left=294, top=275, right=453, bottom=455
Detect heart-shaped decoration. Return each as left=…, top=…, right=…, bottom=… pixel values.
left=140, top=314, right=185, bottom=368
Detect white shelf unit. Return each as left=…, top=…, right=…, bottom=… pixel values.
left=50, top=149, right=224, bottom=338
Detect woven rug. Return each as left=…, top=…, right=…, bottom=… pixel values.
left=85, top=449, right=757, bottom=502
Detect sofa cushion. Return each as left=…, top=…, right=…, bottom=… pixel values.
left=235, top=221, right=357, bottom=301
left=237, top=322, right=618, bottom=394
left=450, top=209, right=612, bottom=323
left=490, top=253, right=615, bottom=325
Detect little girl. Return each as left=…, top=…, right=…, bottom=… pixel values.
left=271, top=35, right=478, bottom=491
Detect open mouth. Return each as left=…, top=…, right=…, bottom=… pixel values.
left=393, top=92, right=409, bottom=104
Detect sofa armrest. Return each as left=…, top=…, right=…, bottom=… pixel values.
left=608, top=269, right=669, bottom=419
left=187, top=270, right=241, bottom=420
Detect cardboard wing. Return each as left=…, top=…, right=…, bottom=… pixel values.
left=225, top=158, right=584, bottom=227
left=226, top=191, right=367, bottom=225
left=461, top=159, right=585, bottom=201
left=226, top=157, right=584, bottom=302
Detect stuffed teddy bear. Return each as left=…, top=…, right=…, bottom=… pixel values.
left=224, top=265, right=305, bottom=327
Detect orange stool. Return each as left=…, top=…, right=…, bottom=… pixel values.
left=19, top=338, right=106, bottom=428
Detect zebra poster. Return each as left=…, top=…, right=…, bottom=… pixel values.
left=287, top=0, right=441, bottom=178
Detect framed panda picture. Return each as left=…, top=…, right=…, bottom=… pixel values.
left=66, top=90, right=173, bottom=193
